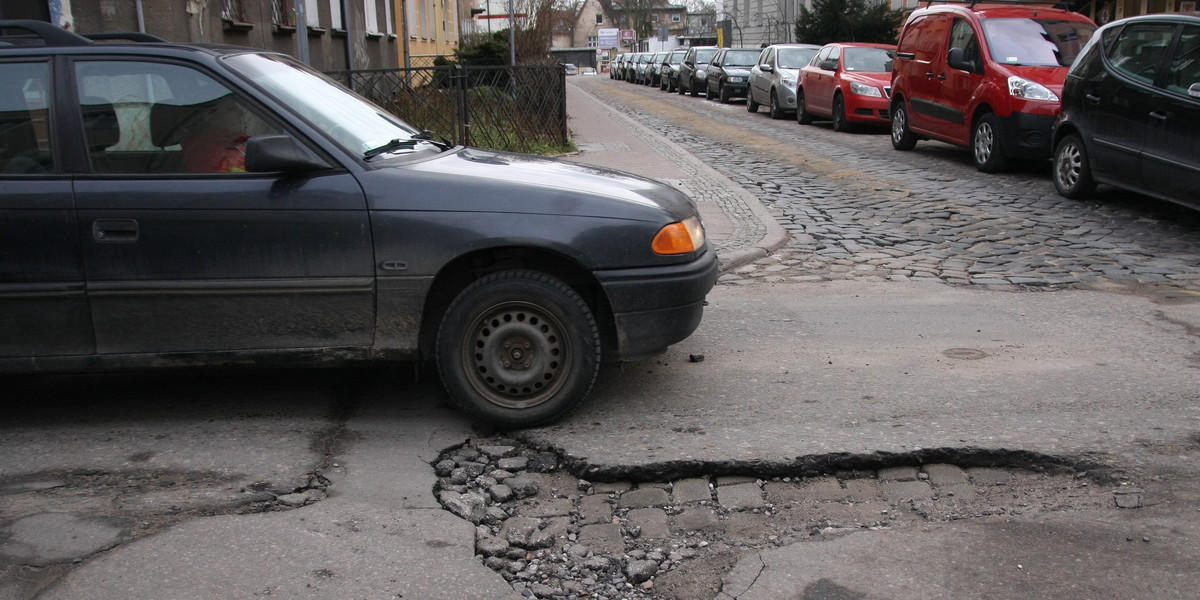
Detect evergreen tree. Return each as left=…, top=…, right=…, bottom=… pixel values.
left=794, top=0, right=905, bottom=46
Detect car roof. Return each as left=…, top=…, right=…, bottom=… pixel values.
left=909, top=3, right=1093, bottom=21
left=0, top=19, right=275, bottom=61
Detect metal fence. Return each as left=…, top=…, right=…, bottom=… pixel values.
left=327, top=65, right=568, bottom=153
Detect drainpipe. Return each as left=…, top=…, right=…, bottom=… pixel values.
left=135, top=0, right=145, bottom=32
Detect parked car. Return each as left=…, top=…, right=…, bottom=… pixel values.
left=660, top=49, right=689, bottom=92
left=889, top=3, right=1097, bottom=171
left=646, top=52, right=668, bottom=87
left=706, top=48, right=761, bottom=103
left=610, top=54, right=626, bottom=80
left=0, top=20, right=718, bottom=428
left=563, top=63, right=579, bottom=76
left=634, top=53, right=655, bottom=84
left=679, top=46, right=720, bottom=97
left=1051, top=12, right=1200, bottom=211
left=748, top=43, right=822, bottom=118
left=581, top=67, right=597, bottom=76
left=797, top=42, right=896, bottom=131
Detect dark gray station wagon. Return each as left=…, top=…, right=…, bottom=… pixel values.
left=0, top=21, right=717, bottom=427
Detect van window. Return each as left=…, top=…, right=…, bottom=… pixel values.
left=981, top=18, right=1096, bottom=67
left=949, top=19, right=982, bottom=69
left=905, top=14, right=949, bottom=62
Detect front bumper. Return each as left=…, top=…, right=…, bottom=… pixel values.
left=722, top=80, right=749, bottom=97
left=594, top=247, right=718, bottom=360
left=998, top=111, right=1057, bottom=159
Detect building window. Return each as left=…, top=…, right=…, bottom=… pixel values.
left=596, top=14, right=603, bottom=25
left=588, top=35, right=597, bottom=47
left=272, top=0, right=295, bottom=27
left=331, top=0, right=344, bottom=29
left=303, top=0, right=321, bottom=27
left=364, top=0, right=379, bottom=34
left=222, top=0, right=247, bottom=21
left=651, top=13, right=658, bottom=23
left=672, top=14, right=680, bottom=22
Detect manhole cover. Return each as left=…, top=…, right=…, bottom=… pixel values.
left=943, top=348, right=988, bottom=360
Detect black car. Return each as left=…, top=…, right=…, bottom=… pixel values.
left=705, top=48, right=761, bottom=103
left=0, top=21, right=717, bottom=428
left=1052, top=13, right=1200, bottom=211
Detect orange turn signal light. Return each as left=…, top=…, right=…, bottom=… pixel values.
left=652, top=217, right=705, bottom=255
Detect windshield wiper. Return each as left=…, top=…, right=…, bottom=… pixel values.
left=363, top=138, right=419, bottom=160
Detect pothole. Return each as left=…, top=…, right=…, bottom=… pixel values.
left=433, top=438, right=1130, bottom=600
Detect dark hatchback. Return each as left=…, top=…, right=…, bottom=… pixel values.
left=1052, top=13, right=1200, bottom=210
left=0, top=21, right=718, bottom=428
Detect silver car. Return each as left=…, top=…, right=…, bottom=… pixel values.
left=748, top=43, right=822, bottom=119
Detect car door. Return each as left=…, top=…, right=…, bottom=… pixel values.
left=0, top=60, right=94, bottom=359
left=1089, top=22, right=1176, bottom=188
left=750, top=47, right=774, bottom=105
left=810, top=46, right=841, bottom=114
left=929, top=17, right=985, bottom=143
left=70, top=58, right=375, bottom=356
left=1143, top=24, right=1200, bottom=205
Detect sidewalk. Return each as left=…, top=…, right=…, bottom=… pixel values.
left=563, top=79, right=787, bottom=271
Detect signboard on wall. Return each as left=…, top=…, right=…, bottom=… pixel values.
left=619, top=29, right=636, bottom=41
left=597, top=28, right=619, bottom=47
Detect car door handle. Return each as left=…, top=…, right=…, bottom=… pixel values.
left=1149, top=110, right=1168, bottom=122
left=93, top=218, right=139, bottom=243
left=1085, top=93, right=1101, bottom=105
left=937, top=73, right=946, bottom=81
left=925, top=72, right=936, bottom=79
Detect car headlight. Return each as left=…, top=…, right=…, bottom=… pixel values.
left=849, top=81, right=883, bottom=97
left=781, top=77, right=796, bottom=88
left=652, top=216, right=706, bottom=255
left=1008, top=76, right=1058, bottom=101
left=728, top=76, right=745, bottom=83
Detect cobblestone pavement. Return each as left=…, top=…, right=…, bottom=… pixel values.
left=572, top=78, right=1200, bottom=291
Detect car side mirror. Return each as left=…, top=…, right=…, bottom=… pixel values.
left=761, top=64, right=774, bottom=73
left=244, top=134, right=330, bottom=173
left=1190, top=83, right=1200, bottom=99
left=947, top=47, right=978, bottom=74
left=820, top=59, right=838, bottom=71
left=684, top=60, right=694, bottom=67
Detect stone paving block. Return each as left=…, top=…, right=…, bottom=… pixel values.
left=969, top=468, right=1013, bottom=486
left=578, top=494, right=612, bottom=524
left=671, top=478, right=713, bottom=504
left=716, top=475, right=757, bottom=486
left=881, top=480, right=934, bottom=501
left=938, top=483, right=978, bottom=501
left=516, top=497, right=573, bottom=518
left=842, top=479, right=882, bottom=498
left=813, top=501, right=893, bottom=528
left=626, top=508, right=670, bottom=540
left=922, top=464, right=969, bottom=486
left=618, top=487, right=670, bottom=509
left=877, top=466, right=920, bottom=482
left=717, top=482, right=765, bottom=510
left=670, top=506, right=720, bottom=532
left=576, top=523, right=625, bottom=554
left=591, top=481, right=630, bottom=494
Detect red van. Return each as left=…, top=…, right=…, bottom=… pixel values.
left=889, top=3, right=1096, bottom=171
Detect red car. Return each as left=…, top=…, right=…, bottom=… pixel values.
left=797, top=42, right=896, bottom=131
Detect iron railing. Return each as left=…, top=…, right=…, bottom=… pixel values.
left=327, top=65, right=568, bottom=153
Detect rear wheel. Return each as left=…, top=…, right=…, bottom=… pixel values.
left=1053, top=133, right=1097, bottom=199
left=890, top=101, right=917, bottom=150
left=436, top=270, right=600, bottom=428
left=768, top=90, right=785, bottom=119
left=796, top=90, right=813, bottom=125
left=972, top=113, right=1008, bottom=173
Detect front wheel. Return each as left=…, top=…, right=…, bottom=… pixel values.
left=436, top=270, right=600, bottom=428
left=890, top=101, right=917, bottom=150
left=768, top=90, right=785, bottom=119
left=972, top=113, right=1008, bottom=173
left=747, top=92, right=760, bottom=113
left=719, top=84, right=731, bottom=103
left=1053, top=133, right=1097, bottom=199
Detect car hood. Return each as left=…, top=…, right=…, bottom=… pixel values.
left=362, top=147, right=696, bottom=222
left=842, top=71, right=891, bottom=87
left=996, top=64, right=1070, bottom=95
left=723, top=67, right=753, bottom=76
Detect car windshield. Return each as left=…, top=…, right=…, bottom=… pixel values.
left=694, top=48, right=719, bottom=63
left=777, top=47, right=819, bottom=69
left=670, top=50, right=687, bottom=63
left=224, top=53, right=420, bottom=158
left=842, top=47, right=895, bottom=72
left=722, top=50, right=761, bottom=67
left=981, top=18, right=1096, bottom=67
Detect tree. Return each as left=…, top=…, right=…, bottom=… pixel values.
left=794, top=0, right=904, bottom=46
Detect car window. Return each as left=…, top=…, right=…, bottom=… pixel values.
left=723, top=50, right=761, bottom=67
left=778, top=47, right=818, bottom=69
left=74, top=60, right=284, bottom=174
left=1108, top=22, right=1176, bottom=84
left=694, top=48, right=719, bottom=63
left=0, top=61, right=54, bottom=175
left=843, top=47, right=895, bottom=72
left=981, top=18, right=1095, bottom=67
left=1166, top=25, right=1200, bottom=95
left=949, top=18, right=982, bottom=68
left=761, top=48, right=775, bottom=67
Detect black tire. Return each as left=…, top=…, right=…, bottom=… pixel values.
left=690, top=78, right=700, bottom=97
left=747, top=92, right=760, bottom=113
left=796, top=90, right=813, bottom=125
left=768, top=90, right=785, bottom=119
left=705, top=84, right=715, bottom=100
left=890, top=101, right=917, bottom=150
left=1053, top=133, right=1097, bottom=199
left=972, top=113, right=1008, bottom=173
left=719, top=84, right=731, bottom=103
left=832, top=94, right=850, bottom=132
left=436, top=270, right=600, bottom=428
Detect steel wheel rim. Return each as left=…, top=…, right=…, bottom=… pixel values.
left=461, top=301, right=571, bottom=409
left=974, top=121, right=995, bottom=164
left=1056, top=142, right=1082, bottom=189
